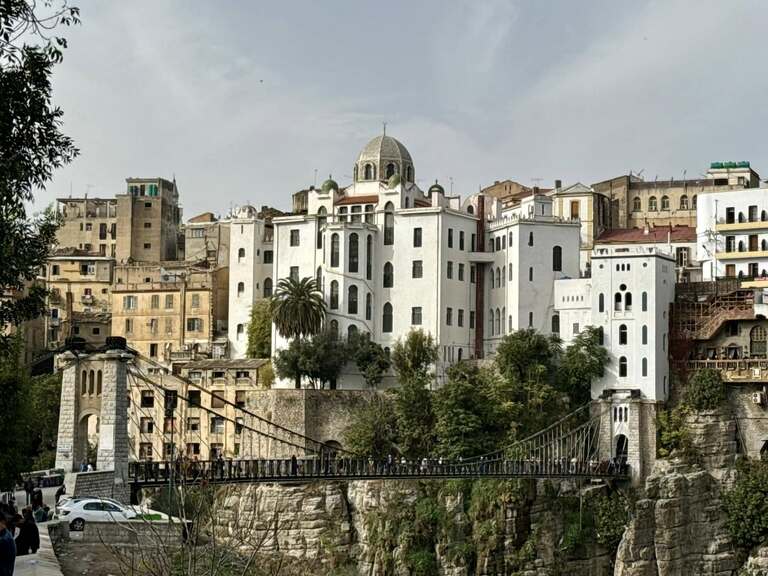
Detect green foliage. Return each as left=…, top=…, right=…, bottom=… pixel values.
left=723, top=460, right=768, bottom=550
left=260, top=362, right=275, bottom=388
left=559, top=491, right=629, bottom=556
left=391, top=329, right=438, bottom=381
left=592, top=492, right=630, bottom=549
left=343, top=395, right=398, bottom=458
left=495, top=328, right=561, bottom=383
left=246, top=300, right=271, bottom=358
left=685, top=368, right=725, bottom=411
left=348, top=332, right=390, bottom=388
left=273, top=330, right=347, bottom=389
left=558, top=326, right=610, bottom=407
left=391, top=373, right=435, bottom=459
left=656, top=406, right=692, bottom=459
left=270, top=276, right=326, bottom=341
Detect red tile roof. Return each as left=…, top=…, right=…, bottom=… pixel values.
left=597, top=225, right=697, bottom=244
left=335, top=194, right=379, bottom=206
left=414, top=199, right=431, bottom=208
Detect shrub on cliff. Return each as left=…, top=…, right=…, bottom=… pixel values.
left=656, top=406, right=693, bottom=459
left=344, top=394, right=398, bottom=458
left=685, top=368, right=725, bottom=411
left=723, top=460, right=768, bottom=550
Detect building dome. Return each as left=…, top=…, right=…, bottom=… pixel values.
left=321, top=177, right=339, bottom=194
left=428, top=180, right=445, bottom=196
left=354, top=133, right=415, bottom=184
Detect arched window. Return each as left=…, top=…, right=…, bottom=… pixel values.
left=364, top=163, right=374, bottom=180
left=489, top=268, right=495, bottom=289
left=502, top=266, right=506, bottom=284
left=619, top=356, right=628, bottom=377
left=692, top=195, right=697, bottom=209
left=509, top=314, right=513, bottom=332
left=236, top=323, right=244, bottom=339
left=382, top=303, right=393, bottom=333
left=366, top=292, right=372, bottom=320
left=642, top=291, right=648, bottom=312
left=385, top=163, right=396, bottom=178
left=642, top=325, right=648, bottom=344
left=366, top=235, right=373, bottom=280
left=648, top=196, right=658, bottom=211
left=619, top=324, right=628, bottom=345
left=489, top=309, right=494, bottom=335
left=348, top=285, right=358, bottom=315
left=762, top=210, right=768, bottom=222
left=552, top=246, right=562, bottom=271
left=330, top=280, right=339, bottom=309
left=329, top=319, right=339, bottom=339
left=88, top=370, right=95, bottom=395
left=349, top=233, right=359, bottom=273
left=625, top=292, right=633, bottom=311
left=237, top=281, right=244, bottom=296
left=347, top=325, right=358, bottom=340
left=496, top=267, right=501, bottom=288
left=467, top=205, right=474, bottom=215
left=750, top=325, right=767, bottom=357
left=384, top=202, right=395, bottom=245
left=642, top=357, right=648, bottom=377
left=762, top=239, right=768, bottom=251
left=317, top=206, right=327, bottom=249
left=614, top=292, right=622, bottom=311
left=528, top=232, right=534, bottom=246
left=661, top=196, right=670, bottom=211
left=405, top=166, right=413, bottom=182
left=331, top=233, right=340, bottom=267
left=263, top=277, right=273, bottom=298
left=316, top=266, right=322, bottom=290
left=495, top=309, right=501, bottom=335
left=501, top=307, right=506, bottom=333
left=383, top=262, right=394, bottom=288
left=81, top=370, right=87, bottom=395
left=599, top=293, right=605, bottom=313
left=551, top=313, right=560, bottom=334
left=458, top=348, right=463, bottom=362
left=97, top=370, right=102, bottom=395
left=632, top=197, right=642, bottom=212
left=404, top=197, right=410, bottom=208
left=679, top=195, right=689, bottom=210
left=238, top=247, right=245, bottom=262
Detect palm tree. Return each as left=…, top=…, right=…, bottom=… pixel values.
left=270, top=276, right=326, bottom=342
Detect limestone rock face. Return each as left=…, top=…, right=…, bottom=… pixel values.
left=685, top=411, right=738, bottom=472
left=742, top=545, right=768, bottom=574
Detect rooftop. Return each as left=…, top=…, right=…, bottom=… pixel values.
left=183, top=358, right=270, bottom=370
left=596, top=225, right=696, bottom=244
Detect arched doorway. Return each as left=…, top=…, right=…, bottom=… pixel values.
left=750, top=325, right=767, bottom=357
left=614, top=434, right=628, bottom=463
left=76, top=412, right=99, bottom=470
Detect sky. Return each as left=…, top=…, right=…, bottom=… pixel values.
left=41, top=0, right=768, bottom=218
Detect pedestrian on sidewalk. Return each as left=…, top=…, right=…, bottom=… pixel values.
left=15, top=508, right=39, bottom=556
left=0, top=511, right=16, bottom=576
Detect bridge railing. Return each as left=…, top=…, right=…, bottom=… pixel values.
left=128, top=457, right=628, bottom=485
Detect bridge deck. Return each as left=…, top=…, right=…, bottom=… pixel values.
left=129, top=458, right=628, bottom=490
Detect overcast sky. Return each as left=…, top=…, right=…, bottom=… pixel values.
left=42, top=0, right=768, bottom=219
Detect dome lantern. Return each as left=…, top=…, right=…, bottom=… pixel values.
left=354, top=133, right=414, bottom=184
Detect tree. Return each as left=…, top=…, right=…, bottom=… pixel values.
left=28, top=371, right=62, bottom=469
left=391, top=329, right=438, bottom=382
left=246, top=300, right=271, bottom=358
left=349, top=332, right=390, bottom=388
left=391, top=373, right=435, bottom=459
left=558, top=326, right=609, bottom=408
left=495, top=329, right=561, bottom=383
left=270, top=276, right=326, bottom=342
left=344, top=394, right=398, bottom=458
left=273, top=330, right=348, bottom=389
left=685, top=368, right=725, bottom=411
left=1, top=1, right=79, bottom=352
left=722, top=460, right=768, bottom=550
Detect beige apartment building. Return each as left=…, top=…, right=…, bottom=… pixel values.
left=183, top=212, right=231, bottom=267
left=128, top=358, right=269, bottom=461
left=56, top=197, right=118, bottom=257
left=111, top=262, right=229, bottom=365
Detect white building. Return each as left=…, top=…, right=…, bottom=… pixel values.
left=227, top=205, right=274, bottom=358
left=270, top=133, right=581, bottom=389
left=697, top=187, right=768, bottom=282
left=554, top=246, right=676, bottom=402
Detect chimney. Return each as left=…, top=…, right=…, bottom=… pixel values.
left=555, top=179, right=562, bottom=189
left=533, top=186, right=540, bottom=195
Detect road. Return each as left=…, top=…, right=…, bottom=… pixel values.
left=11, top=486, right=60, bottom=509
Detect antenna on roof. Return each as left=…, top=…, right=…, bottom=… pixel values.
left=382, top=121, right=387, bottom=136
left=449, top=176, right=454, bottom=195
left=531, top=177, right=543, bottom=186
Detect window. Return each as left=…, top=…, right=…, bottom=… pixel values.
left=495, top=237, right=501, bottom=251
left=495, top=309, right=500, bottom=334
left=470, top=265, right=476, bottom=284
left=330, top=280, right=339, bottom=309
left=551, top=314, right=560, bottom=334
left=163, top=417, right=176, bottom=433
left=92, top=327, right=100, bottom=336
left=661, top=196, right=670, bottom=211
left=679, top=195, right=689, bottom=210
left=123, top=295, right=137, bottom=310
left=570, top=200, right=580, bottom=219
left=351, top=205, right=362, bottom=223
left=124, top=318, right=133, bottom=334
left=490, top=268, right=494, bottom=288
left=469, top=311, right=475, bottom=329
left=263, top=278, right=273, bottom=297
left=447, top=261, right=453, bottom=279
left=144, top=243, right=152, bottom=250
left=366, top=293, right=372, bottom=320
left=632, top=197, right=641, bottom=212
left=528, top=232, right=534, bottom=246
left=317, top=207, right=327, bottom=248
left=264, top=250, right=273, bottom=264
left=235, top=390, right=247, bottom=407
left=725, top=264, right=736, bottom=277
left=51, top=264, right=60, bottom=276
left=642, top=325, right=648, bottom=345
left=290, top=229, right=300, bottom=246
left=619, top=324, right=628, bottom=345
left=552, top=246, right=562, bottom=272
left=149, top=343, right=158, bottom=358
left=150, top=294, right=159, bottom=309
left=641, top=292, right=648, bottom=312
left=366, top=235, right=373, bottom=280
left=338, top=207, right=348, bottom=223
left=648, top=196, right=657, bottom=212
left=289, top=266, right=299, bottom=281
left=458, top=263, right=465, bottom=281
left=528, top=267, right=533, bottom=282
left=236, top=323, right=244, bottom=338
left=614, top=292, right=622, bottom=311
left=188, top=390, right=201, bottom=406
left=382, top=303, right=393, bottom=333
left=329, top=319, right=339, bottom=339
left=186, top=317, right=203, bottom=332
left=625, top=292, right=633, bottom=311
left=459, top=231, right=465, bottom=250
left=412, top=227, right=423, bottom=247
left=599, top=293, right=605, bottom=313
left=619, top=357, right=627, bottom=377
left=411, top=307, right=422, bottom=325
left=448, top=229, right=454, bottom=248
left=165, top=294, right=174, bottom=309
left=210, top=416, right=225, bottom=434
left=238, top=247, right=245, bottom=262
left=349, top=233, right=359, bottom=273
left=237, top=281, right=245, bottom=296
left=348, top=285, right=358, bottom=314
left=446, top=307, right=453, bottom=326
left=384, top=202, right=394, bottom=245
left=528, top=311, right=533, bottom=327
left=572, top=323, right=580, bottom=335
left=749, top=205, right=759, bottom=222
left=383, top=262, right=393, bottom=287
left=458, top=309, right=464, bottom=327
left=471, top=233, right=476, bottom=251
left=211, top=393, right=225, bottom=409
left=412, top=260, right=423, bottom=278
left=140, top=417, right=154, bottom=433
left=364, top=204, right=374, bottom=224
left=141, top=390, right=154, bottom=408
left=187, top=417, right=200, bottom=432
left=642, top=358, right=648, bottom=377
left=331, top=233, right=339, bottom=267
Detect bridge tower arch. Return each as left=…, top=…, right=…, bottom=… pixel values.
left=55, top=340, right=134, bottom=500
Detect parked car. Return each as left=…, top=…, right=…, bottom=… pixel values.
left=59, top=497, right=138, bottom=530
left=56, top=496, right=125, bottom=516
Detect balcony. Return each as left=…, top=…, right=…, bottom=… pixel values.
left=467, top=251, right=495, bottom=263
left=685, top=359, right=768, bottom=383
left=81, top=294, right=95, bottom=305
left=715, top=221, right=768, bottom=233
left=715, top=250, right=768, bottom=260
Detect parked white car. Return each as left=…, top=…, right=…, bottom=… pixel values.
left=58, top=497, right=138, bottom=530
